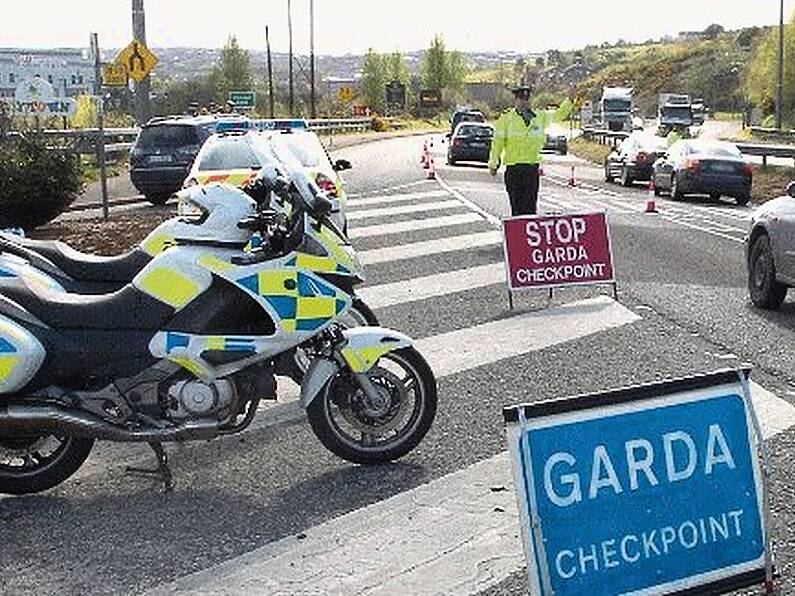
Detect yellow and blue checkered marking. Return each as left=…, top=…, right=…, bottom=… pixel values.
left=237, top=270, right=346, bottom=332
left=0, top=269, right=14, bottom=278
left=165, top=332, right=258, bottom=355
left=0, top=338, right=17, bottom=354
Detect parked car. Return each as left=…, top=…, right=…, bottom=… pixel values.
left=544, top=133, right=568, bottom=155
left=746, top=182, right=795, bottom=309
left=447, top=122, right=494, bottom=165
left=261, top=121, right=351, bottom=232
left=130, top=116, right=217, bottom=205
left=651, top=140, right=752, bottom=205
left=605, top=131, right=667, bottom=186
left=449, top=109, right=485, bottom=136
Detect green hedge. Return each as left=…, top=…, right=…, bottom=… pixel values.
left=0, top=134, right=83, bottom=230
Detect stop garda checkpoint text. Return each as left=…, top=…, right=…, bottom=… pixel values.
left=502, top=213, right=614, bottom=290
left=543, top=423, right=746, bottom=581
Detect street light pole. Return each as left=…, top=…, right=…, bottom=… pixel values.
left=776, top=0, right=785, bottom=130
left=266, top=25, right=275, bottom=118
left=310, top=0, right=316, bottom=118
left=132, top=0, right=151, bottom=124
left=288, top=0, right=294, bottom=115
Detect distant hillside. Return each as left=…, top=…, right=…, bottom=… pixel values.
left=467, top=27, right=767, bottom=116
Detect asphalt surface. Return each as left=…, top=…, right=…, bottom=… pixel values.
left=3, top=134, right=795, bottom=595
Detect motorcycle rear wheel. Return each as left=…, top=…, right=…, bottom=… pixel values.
left=0, top=435, right=94, bottom=495
left=307, top=347, right=437, bottom=464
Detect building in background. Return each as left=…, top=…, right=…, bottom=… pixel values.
left=0, top=48, right=95, bottom=98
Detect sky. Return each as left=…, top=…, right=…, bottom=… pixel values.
left=2, top=0, right=794, bottom=55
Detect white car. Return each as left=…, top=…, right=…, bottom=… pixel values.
left=260, top=121, right=352, bottom=233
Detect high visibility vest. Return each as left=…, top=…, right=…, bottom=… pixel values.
left=488, top=98, right=573, bottom=169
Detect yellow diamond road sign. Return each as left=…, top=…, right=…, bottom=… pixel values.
left=115, top=40, right=158, bottom=83
left=102, top=63, right=129, bottom=87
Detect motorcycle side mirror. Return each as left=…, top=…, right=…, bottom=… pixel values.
left=787, top=181, right=795, bottom=199
left=333, top=159, right=352, bottom=172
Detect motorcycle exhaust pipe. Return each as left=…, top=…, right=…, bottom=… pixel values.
left=0, top=404, right=219, bottom=443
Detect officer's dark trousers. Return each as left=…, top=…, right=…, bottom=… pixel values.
left=504, top=164, right=540, bottom=216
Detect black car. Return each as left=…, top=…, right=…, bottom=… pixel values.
left=605, top=131, right=667, bottom=186
left=652, top=140, right=752, bottom=205
left=447, top=122, right=494, bottom=165
left=130, top=116, right=216, bottom=205
left=544, top=133, right=568, bottom=155
left=449, top=109, right=485, bottom=136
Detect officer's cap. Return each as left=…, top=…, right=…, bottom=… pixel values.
left=511, top=85, right=533, bottom=99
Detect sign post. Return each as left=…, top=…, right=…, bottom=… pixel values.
left=501, top=212, right=617, bottom=309
left=503, top=368, right=775, bottom=596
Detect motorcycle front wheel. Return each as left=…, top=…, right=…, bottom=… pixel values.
left=0, top=435, right=94, bottom=495
left=307, top=347, right=437, bottom=464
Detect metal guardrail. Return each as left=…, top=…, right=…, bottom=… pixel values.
left=735, top=143, right=795, bottom=166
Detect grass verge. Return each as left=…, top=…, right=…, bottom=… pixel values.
left=569, top=137, right=612, bottom=166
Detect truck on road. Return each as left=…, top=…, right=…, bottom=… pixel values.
left=599, top=87, right=634, bottom=132
left=658, top=93, right=694, bottom=128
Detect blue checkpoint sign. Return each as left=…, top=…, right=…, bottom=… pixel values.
left=503, top=369, right=771, bottom=596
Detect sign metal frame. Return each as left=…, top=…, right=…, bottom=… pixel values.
left=503, top=368, right=776, bottom=596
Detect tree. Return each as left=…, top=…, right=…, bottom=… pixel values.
left=703, top=24, right=725, bottom=40
left=385, top=51, right=410, bottom=85
left=745, top=13, right=795, bottom=122
left=213, top=35, right=253, bottom=103
left=420, top=35, right=468, bottom=99
left=360, top=48, right=386, bottom=113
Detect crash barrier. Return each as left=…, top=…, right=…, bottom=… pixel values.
left=735, top=142, right=795, bottom=167
left=580, top=127, right=630, bottom=148
left=503, top=367, right=776, bottom=596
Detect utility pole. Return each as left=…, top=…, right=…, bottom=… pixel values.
left=90, top=33, right=109, bottom=219
left=310, top=0, right=316, bottom=118
left=266, top=25, right=275, bottom=118
left=776, top=0, right=785, bottom=130
left=132, top=0, right=151, bottom=124
left=288, top=0, right=294, bottom=115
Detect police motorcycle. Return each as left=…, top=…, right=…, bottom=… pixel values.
left=0, top=169, right=378, bottom=383
left=0, top=170, right=438, bottom=495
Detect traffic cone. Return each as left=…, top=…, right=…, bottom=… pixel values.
left=539, top=165, right=545, bottom=177
left=568, top=165, right=577, bottom=187
left=645, top=179, right=658, bottom=213
left=420, top=141, right=428, bottom=164
left=427, top=156, right=436, bottom=180
left=429, top=137, right=434, bottom=148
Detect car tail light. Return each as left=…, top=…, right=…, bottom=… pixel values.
left=316, top=173, right=338, bottom=198
left=744, top=163, right=754, bottom=175
left=684, top=158, right=700, bottom=171
left=636, top=151, right=648, bottom=163
left=453, top=138, right=464, bottom=147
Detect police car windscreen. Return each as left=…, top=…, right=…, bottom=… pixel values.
left=199, top=141, right=261, bottom=170
left=138, top=125, right=200, bottom=149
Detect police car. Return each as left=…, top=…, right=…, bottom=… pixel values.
left=184, top=128, right=268, bottom=189
left=258, top=119, right=351, bottom=233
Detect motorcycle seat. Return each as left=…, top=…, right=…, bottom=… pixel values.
left=0, top=233, right=151, bottom=283
left=0, top=278, right=175, bottom=330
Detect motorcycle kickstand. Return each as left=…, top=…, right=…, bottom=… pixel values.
left=125, top=442, right=174, bottom=493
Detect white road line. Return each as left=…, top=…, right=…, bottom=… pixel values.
left=690, top=205, right=752, bottom=221
left=347, top=199, right=464, bottom=221
left=435, top=173, right=502, bottom=226
left=359, top=230, right=503, bottom=265
left=349, top=213, right=484, bottom=240
left=148, top=377, right=794, bottom=596
left=347, top=189, right=451, bottom=206
left=660, top=215, right=745, bottom=243
left=359, top=262, right=506, bottom=309
left=346, top=180, right=431, bottom=198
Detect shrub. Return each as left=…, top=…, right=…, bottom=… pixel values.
left=0, top=134, right=83, bottom=230
left=371, top=117, right=391, bottom=132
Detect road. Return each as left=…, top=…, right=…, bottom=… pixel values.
left=3, top=134, right=795, bottom=595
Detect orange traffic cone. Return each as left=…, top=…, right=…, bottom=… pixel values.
left=420, top=141, right=428, bottom=164
left=427, top=156, right=436, bottom=180
left=645, top=179, right=658, bottom=213
left=568, top=165, right=577, bottom=187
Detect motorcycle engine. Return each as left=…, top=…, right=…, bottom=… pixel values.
left=166, top=379, right=236, bottom=421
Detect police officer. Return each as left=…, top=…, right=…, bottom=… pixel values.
left=489, top=85, right=573, bottom=216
